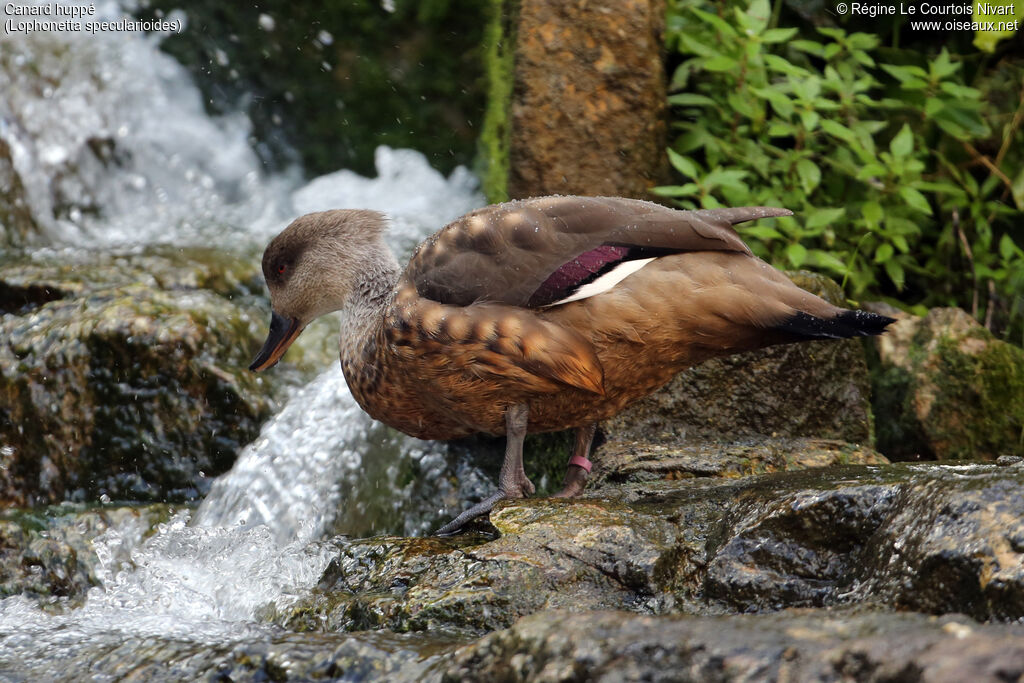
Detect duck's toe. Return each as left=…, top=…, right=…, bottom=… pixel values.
left=434, top=491, right=506, bottom=536
left=433, top=477, right=536, bottom=536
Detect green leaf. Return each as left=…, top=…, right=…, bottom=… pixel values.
left=862, top=201, right=883, bottom=225
left=767, top=121, right=796, bottom=137
left=973, top=0, right=1024, bottom=52
left=940, top=82, right=982, bottom=99
left=852, top=51, right=876, bottom=68
left=874, top=243, right=894, bottom=263
left=807, top=249, right=847, bottom=272
left=786, top=242, right=808, bottom=268
left=678, top=33, right=715, bottom=58
left=999, top=234, right=1018, bottom=260
left=889, top=123, right=913, bottom=159
left=820, top=119, right=856, bottom=143
left=806, top=207, right=846, bottom=231
left=765, top=54, right=812, bottom=78
left=790, top=39, right=824, bottom=57
left=796, top=159, right=821, bottom=193
left=847, top=33, right=880, bottom=51
left=742, top=0, right=771, bottom=34
left=690, top=8, right=739, bottom=37
left=913, top=180, right=966, bottom=199
left=884, top=259, right=905, bottom=290
left=667, top=148, right=700, bottom=178
left=856, top=164, right=887, bottom=181
left=667, top=93, right=716, bottom=107
left=742, top=225, right=785, bottom=241
left=762, top=27, right=798, bottom=43
left=669, top=62, right=693, bottom=90
left=930, top=48, right=960, bottom=79
left=1013, top=166, right=1024, bottom=210
left=899, top=186, right=933, bottom=214
left=817, top=27, right=846, bottom=41
left=924, top=97, right=945, bottom=119
left=800, top=110, right=820, bottom=131
left=880, top=63, right=928, bottom=84
left=727, top=92, right=757, bottom=119
left=705, top=168, right=748, bottom=191
left=704, top=55, right=740, bottom=72
left=651, top=184, right=700, bottom=197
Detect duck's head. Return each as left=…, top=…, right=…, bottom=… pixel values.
left=249, top=209, right=393, bottom=371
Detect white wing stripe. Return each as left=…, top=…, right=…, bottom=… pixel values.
left=544, top=257, right=656, bottom=307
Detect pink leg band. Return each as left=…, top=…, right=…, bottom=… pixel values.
left=568, top=454, right=593, bottom=473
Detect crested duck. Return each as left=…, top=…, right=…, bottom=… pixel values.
left=250, top=196, right=894, bottom=534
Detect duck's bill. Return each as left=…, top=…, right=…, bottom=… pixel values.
left=250, top=311, right=303, bottom=371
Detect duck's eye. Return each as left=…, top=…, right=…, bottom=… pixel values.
left=277, top=264, right=287, bottom=275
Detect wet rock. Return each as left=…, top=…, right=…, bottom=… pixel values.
left=618, top=464, right=1024, bottom=620
left=0, top=247, right=282, bottom=505
left=869, top=306, right=1024, bottom=460
left=277, top=463, right=1024, bottom=635
left=274, top=499, right=677, bottom=636
left=0, top=505, right=172, bottom=607
left=7, top=607, right=1024, bottom=682
left=443, top=609, right=1024, bottom=682
left=603, top=272, right=878, bottom=448
left=0, top=624, right=465, bottom=682
left=593, top=436, right=886, bottom=486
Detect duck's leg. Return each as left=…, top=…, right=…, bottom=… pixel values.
left=552, top=423, right=596, bottom=499
left=435, top=403, right=533, bottom=535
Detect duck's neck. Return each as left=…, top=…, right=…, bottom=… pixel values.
left=338, top=248, right=401, bottom=357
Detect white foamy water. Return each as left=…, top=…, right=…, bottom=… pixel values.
left=0, top=511, right=339, bottom=679
left=0, top=0, right=289, bottom=246
left=193, top=364, right=485, bottom=545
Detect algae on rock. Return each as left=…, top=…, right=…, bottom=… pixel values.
left=870, top=306, right=1024, bottom=460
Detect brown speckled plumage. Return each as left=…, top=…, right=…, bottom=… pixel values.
left=250, top=196, right=894, bottom=533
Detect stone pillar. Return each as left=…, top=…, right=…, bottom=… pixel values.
left=503, top=0, right=667, bottom=200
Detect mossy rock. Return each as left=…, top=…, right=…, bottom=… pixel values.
left=870, top=307, right=1024, bottom=460
left=0, top=247, right=287, bottom=505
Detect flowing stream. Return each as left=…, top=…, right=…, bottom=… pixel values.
left=0, top=4, right=487, bottom=676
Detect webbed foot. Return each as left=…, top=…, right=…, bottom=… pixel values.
left=434, top=403, right=533, bottom=536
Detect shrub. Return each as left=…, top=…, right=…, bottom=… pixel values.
left=658, top=0, right=1024, bottom=343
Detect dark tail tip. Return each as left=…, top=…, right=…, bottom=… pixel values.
left=774, top=309, right=897, bottom=340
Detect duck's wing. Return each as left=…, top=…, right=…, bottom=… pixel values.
left=404, top=196, right=791, bottom=308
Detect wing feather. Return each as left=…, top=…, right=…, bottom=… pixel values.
left=404, top=196, right=790, bottom=308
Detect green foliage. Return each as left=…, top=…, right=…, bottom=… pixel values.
left=659, top=0, right=1024, bottom=342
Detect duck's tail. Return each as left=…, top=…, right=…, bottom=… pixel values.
left=772, top=308, right=896, bottom=340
